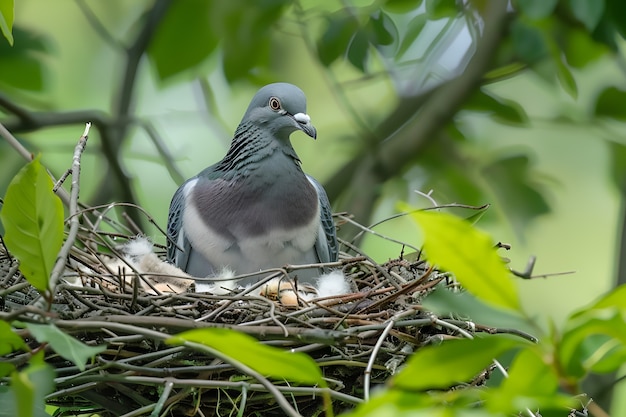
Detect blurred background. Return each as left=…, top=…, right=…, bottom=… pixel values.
left=0, top=0, right=625, bottom=411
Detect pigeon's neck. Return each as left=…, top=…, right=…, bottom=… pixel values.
left=216, top=122, right=300, bottom=175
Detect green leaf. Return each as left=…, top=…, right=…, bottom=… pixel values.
left=517, top=0, right=558, bottom=19
left=0, top=362, right=15, bottom=379
left=0, top=27, right=48, bottom=91
left=0, top=321, right=27, bottom=355
left=511, top=19, right=548, bottom=63
left=425, top=0, right=458, bottom=19
left=397, top=13, right=427, bottom=58
left=148, top=0, right=217, bottom=82
left=347, top=29, right=370, bottom=72
left=10, top=351, right=54, bottom=417
left=555, top=56, right=577, bottom=98
left=384, top=0, right=423, bottom=13
left=0, top=156, right=64, bottom=293
left=481, top=154, right=551, bottom=239
left=0, top=0, right=14, bottom=45
left=168, top=328, right=325, bottom=386
left=586, top=283, right=626, bottom=311
left=483, top=348, right=575, bottom=413
left=405, top=209, right=521, bottom=310
left=563, top=27, right=609, bottom=68
left=594, top=86, right=626, bottom=121
left=25, top=323, right=106, bottom=371
left=391, top=336, right=524, bottom=390
left=317, top=11, right=359, bottom=66
left=560, top=310, right=626, bottom=377
left=465, top=88, right=528, bottom=125
left=608, top=141, right=626, bottom=190
left=368, top=10, right=396, bottom=47
left=569, top=0, right=605, bottom=31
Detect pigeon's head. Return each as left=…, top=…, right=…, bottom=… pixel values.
left=241, top=83, right=317, bottom=140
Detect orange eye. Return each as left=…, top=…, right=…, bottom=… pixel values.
left=269, top=97, right=281, bottom=111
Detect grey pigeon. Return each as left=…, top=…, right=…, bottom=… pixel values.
left=166, top=83, right=338, bottom=290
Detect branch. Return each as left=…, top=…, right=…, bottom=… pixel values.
left=325, top=2, right=511, bottom=224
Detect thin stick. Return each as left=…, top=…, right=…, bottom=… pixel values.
left=48, top=123, right=91, bottom=302
left=363, top=319, right=394, bottom=401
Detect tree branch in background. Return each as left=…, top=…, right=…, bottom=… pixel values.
left=325, top=1, right=510, bottom=227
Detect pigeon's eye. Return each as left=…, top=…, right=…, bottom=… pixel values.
left=269, top=97, right=281, bottom=111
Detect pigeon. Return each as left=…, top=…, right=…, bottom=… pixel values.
left=166, top=83, right=338, bottom=291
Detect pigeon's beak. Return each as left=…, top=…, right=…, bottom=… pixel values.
left=293, top=112, right=317, bottom=139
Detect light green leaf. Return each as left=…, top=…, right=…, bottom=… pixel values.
left=484, top=348, right=574, bottom=413
left=392, top=336, right=523, bottom=390
left=0, top=156, right=64, bottom=293
left=10, top=351, right=54, bottom=417
left=405, top=209, right=521, bottom=310
left=569, top=0, right=605, bottom=31
left=560, top=310, right=626, bottom=377
left=0, top=362, right=14, bottom=378
left=0, top=320, right=28, bottom=355
left=25, top=323, right=105, bottom=371
left=168, top=328, right=325, bottom=386
left=0, top=0, right=13, bottom=45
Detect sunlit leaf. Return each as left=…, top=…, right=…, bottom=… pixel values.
left=564, top=27, right=609, bottom=68
left=168, top=328, right=325, bottom=386
left=594, top=86, right=626, bottom=121
left=0, top=156, right=64, bottom=293
left=517, top=0, right=558, bottom=19
left=0, top=321, right=27, bottom=356
left=0, top=363, right=14, bottom=379
left=391, top=336, right=524, bottom=390
left=0, top=0, right=14, bottom=45
left=425, top=0, right=458, bottom=19
left=484, top=348, right=575, bottom=413
left=26, top=323, right=106, bottom=371
left=405, top=209, right=521, bottom=310
left=148, top=0, right=217, bottom=82
left=569, top=0, right=605, bottom=31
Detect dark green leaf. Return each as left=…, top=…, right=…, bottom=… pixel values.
left=594, top=86, right=626, bottom=121
left=425, top=0, right=458, bottom=19
left=0, top=321, right=27, bottom=355
left=148, top=0, right=217, bottom=82
left=0, top=26, right=48, bottom=91
left=0, top=156, right=64, bottom=293
left=384, top=0, right=423, bottom=13
left=216, top=0, right=289, bottom=81
left=465, top=88, right=528, bottom=125
left=368, top=10, right=397, bottom=47
left=569, top=0, right=605, bottom=31
left=511, top=19, right=548, bottom=63
left=317, top=12, right=359, bottom=66
left=517, top=0, right=558, bottom=19
left=397, top=13, right=427, bottom=58
left=481, top=154, right=551, bottom=239
left=26, top=323, right=106, bottom=371
left=0, top=0, right=14, bottom=45
left=605, top=0, right=626, bottom=39
left=405, top=210, right=521, bottom=310
left=347, top=29, right=370, bottom=72
left=392, top=336, right=524, bottom=390
left=168, top=328, right=326, bottom=386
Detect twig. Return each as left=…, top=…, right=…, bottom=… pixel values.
left=0, top=120, right=32, bottom=161
left=48, top=123, right=91, bottom=302
left=363, top=319, right=394, bottom=401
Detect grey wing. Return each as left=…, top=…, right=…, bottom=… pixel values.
left=166, top=181, right=192, bottom=270
left=307, top=175, right=338, bottom=265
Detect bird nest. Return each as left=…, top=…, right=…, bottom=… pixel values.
left=0, top=204, right=531, bottom=417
